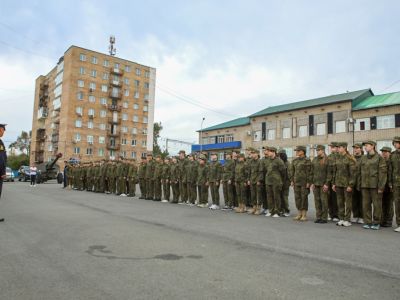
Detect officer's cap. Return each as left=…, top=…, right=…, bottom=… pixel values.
left=362, top=140, right=376, bottom=146
left=315, top=144, right=325, bottom=151
left=380, top=146, right=392, bottom=153
left=352, top=143, right=362, bottom=148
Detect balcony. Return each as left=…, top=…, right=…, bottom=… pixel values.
left=107, top=104, right=122, bottom=112
left=110, top=68, right=124, bottom=76
left=88, top=114, right=95, bottom=119
left=107, top=144, right=120, bottom=150
left=110, top=79, right=122, bottom=87
left=109, top=91, right=122, bottom=99
left=107, top=131, right=120, bottom=137
left=40, top=83, right=49, bottom=90
left=37, top=107, right=48, bottom=120
left=108, top=117, right=120, bottom=124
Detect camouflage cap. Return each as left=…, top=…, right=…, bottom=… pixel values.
left=225, top=151, right=233, bottom=156
left=337, top=142, right=348, bottom=148
left=268, top=146, right=277, bottom=152
left=146, top=153, right=153, bottom=157
left=249, top=147, right=258, bottom=153
left=199, top=154, right=207, bottom=161
left=278, top=149, right=286, bottom=154
left=393, top=136, right=400, bottom=144
left=352, top=143, right=363, bottom=148
left=362, top=140, right=376, bottom=146
left=380, top=146, right=392, bottom=152
left=315, top=144, right=325, bottom=151
left=179, top=150, right=186, bottom=154
left=238, top=153, right=245, bottom=158
left=294, top=145, right=307, bottom=152
left=329, top=142, right=338, bottom=147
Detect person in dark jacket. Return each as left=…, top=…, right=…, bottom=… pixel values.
left=0, top=123, right=8, bottom=222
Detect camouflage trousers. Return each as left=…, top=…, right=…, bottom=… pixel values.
left=266, top=185, right=282, bottom=215
left=146, top=179, right=154, bottom=199
left=381, top=188, right=393, bottom=226
left=154, top=179, right=162, bottom=200
left=186, top=182, right=197, bottom=204
left=362, top=188, right=382, bottom=225
left=222, top=181, right=234, bottom=207
left=249, top=183, right=263, bottom=206
left=280, top=184, right=290, bottom=214
left=117, top=177, right=127, bottom=195
left=139, top=178, right=146, bottom=198
left=171, top=181, right=180, bottom=203
left=328, top=188, right=338, bottom=218
left=294, top=185, right=309, bottom=211
left=179, top=180, right=187, bottom=202
left=163, top=180, right=170, bottom=201
left=335, top=187, right=352, bottom=221
left=235, top=182, right=247, bottom=206
left=128, top=179, right=136, bottom=196
left=352, top=189, right=363, bottom=219
left=209, top=182, right=220, bottom=206
left=394, top=186, right=400, bottom=226
left=313, top=185, right=328, bottom=221
left=197, top=184, right=209, bottom=205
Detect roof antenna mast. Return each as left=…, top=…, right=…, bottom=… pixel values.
left=109, top=35, right=116, bottom=56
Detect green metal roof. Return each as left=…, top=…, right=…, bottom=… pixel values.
left=352, top=91, right=400, bottom=110
left=250, top=89, right=373, bottom=117
left=199, top=117, right=250, bottom=132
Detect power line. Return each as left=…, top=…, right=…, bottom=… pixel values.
left=0, top=21, right=51, bottom=46
left=0, top=40, right=56, bottom=60
left=381, top=79, right=400, bottom=93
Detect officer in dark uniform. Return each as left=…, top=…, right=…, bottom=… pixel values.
left=0, top=123, right=7, bottom=222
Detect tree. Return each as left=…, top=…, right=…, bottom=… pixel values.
left=9, top=130, right=31, bottom=155
left=7, top=154, right=29, bottom=170
left=153, top=122, right=169, bottom=158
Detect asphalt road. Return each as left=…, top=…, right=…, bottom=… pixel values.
left=0, top=181, right=399, bottom=300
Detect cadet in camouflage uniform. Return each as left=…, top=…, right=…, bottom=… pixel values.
left=231, top=150, right=239, bottom=208
left=260, top=147, right=270, bottom=215
left=145, top=154, right=155, bottom=200
left=380, top=146, right=393, bottom=227
left=351, top=144, right=364, bottom=223
left=208, top=153, right=222, bottom=209
left=221, top=152, right=235, bottom=209
left=333, top=142, right=357, bottom=227
left=186, top=154, right=198, bottom=205
left=247, top=148, right=263, bottom=215
left=153, top=155, right=163, bottom=201
left=178, top=150, right=189, bottom=203
left=104, top=161, right=112, bottom=194
left=161, top=157, right=171, bottom=202
left=310, top=145, right=329, bottom=224
left=265, top=147, right=285, bottom=217
left=197, top=155, right=209, bottom=207
left=127, top=159, right=138, bottom=197
left=85, top=162, right=93, bottom=191
left=169, top=157, right=180, bottom=203
left=327, top=142, right=339, bottom=222
left=357, top=141, right=387, bottom=230
left=290, top=145, right=311, bottom=221
left=109, top=161, right=117, bottom=194
left=279, top=149, right=291, bottom=216
left=116, top=160, right=127, bottom=196
left=234, top=153, right=248, bottom=213
left=389, top=136, right=400, bottom=232
left=138, top=157, right=147, bottom=199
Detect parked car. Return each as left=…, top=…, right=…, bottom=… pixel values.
left=18, top=165, right=31, bottom=182
left=5, top=167, right=15, bottom=182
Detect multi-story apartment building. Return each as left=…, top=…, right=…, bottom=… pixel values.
left=30, top=46, right=156, bottom=168
left=194, top=89, right=400, bottom=160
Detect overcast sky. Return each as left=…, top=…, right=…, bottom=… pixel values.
left=1, top=0, right=399, bottom=149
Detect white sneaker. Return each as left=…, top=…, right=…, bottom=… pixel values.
left=161, top=200, right=168, bottom=203
left=328, top=216, right=332, bottom=221
left=343, top=221, right=352, bottom=227
left=284, top=212, right=290, bottom=217
left=336, top=220, right=344, bottom=226
left=260, top=209, right=266, bottom=214
left=394, top=226, right=400, bottom=232
left=120, top=193, right=127, bottom=197
left=210, top=205, right=220, bottom=210
left=357, top=218, right=364, bottom=224
left=350, top=217, right=358, bottom=223
left=265, top=212, right=272, bottom=217
left=333, top=217, right=340, bottom=222
left=272, top=214, right=280, bottom=218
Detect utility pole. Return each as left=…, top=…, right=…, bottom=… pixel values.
left=200, top=117, right=205, bottom=153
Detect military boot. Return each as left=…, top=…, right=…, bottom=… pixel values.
left=254, top=205, right=262, bottom=215
left=235, top=203, right=242, bottom=213
left=293, top=210, right=302, bottom=221
left=247, top=205, right=256, bottom=214
left=300, top=210, right=308, bottom=221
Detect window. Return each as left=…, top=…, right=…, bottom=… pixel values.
left=135, top=68, right=141, bottom=76
left=100, top=110, right=107, bottom=117
left=218, top=152, right=224, bottom=161
left=145, top=71, right=150, bottom=78
left=101, top=85, right=108, bottom=92
left=225, top=134, right=234, bottom=142
left=134, top=80, right=140, bottom=87
left=91, top=70, right=97, bottom=77
left=91, top=56, right=97, bottom=64
left=89, top=82, right=96, bottom=90
left=144, top=94, right=149, bottom=101
left=48, top=144, right=53, bottom=152
left=99, top=136, right=105, bottom=144
left=142, top=140, right=147, bottom=147
left=144, top=82, right=149, bottom=89
left=77, top=92, right=84, bottom=100
left=98, top=148, right=104, bottom=156
left=282, top=127, right=291, bottom=139
left=132, top=128, right=137, bottom=134
left=103, top=60, right=109, bottom=67
left=122, top=126, right=128, bottom=133
left=298, top=125, right=308, bottom=137
left=79, top=67, right=85, bottom=75
left=86, top=148, right=93, bottom=155
left=377, top=140, right=394, bottom=152
left=143, top=105, right=148, bottom=112
left=143, top=128, right=148, bottom=135
left=123, top=101, right=128, bottom=108
left=122, top=113, right=128, bottom=121
left=121, top=138, right=127, bottom=145
left=109, top=150, right=115, bottom=158
left=102, top=73, right=109, bottom=80
left=74, top=147, right=80, bottom=154
left=88, top=108, right=95, bottom=116
left=87, top=135, right=94, bottom=143
left=88, top=95, right=95, bottom=103
left=121, top=151, right=126, bottom=158
left=267, top=129, right=275, bottom=140
left=377, top=115, right=395, bottom=129
left=335, top=120, right=346, bottom=133
left=75, top=119, right=82, bottom=128
left=316, top=123, right=326, bottom=136
left=88, top=121, right=93, bottom=129
left=253, top=131, right=261, bottom=142
left=124, top=89, right=129, bottom=96
left=100, top=97, right=107, bottom=105
left=78, top=80, right=84, bottom=87
left=125, top=65, right=131, bottom=72
left=133, top=103, right=139, bottom=110
left=143, top=117, right=148, bottom=123
left=79, top=53, right=86, bottom=61
left=124, top=78, right=129, bottom=85
left=74, top=133, right=81, bottom=142
left=114, top=63, right=120, bottom=69
left=133, top=115, right=139, bottom=122
left=355, top=118, right=370, bottom=131
left=131, top=151, right=136, bottom=158
left=99, top=123, right=106, bottom=130
left=131, top=139, right=137, bottom=146
left=75, top=106, right=83, bottom=115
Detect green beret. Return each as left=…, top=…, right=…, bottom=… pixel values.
left=362, top=140, right=376, bottom=146
left=295, top=145, right=307, bottom=152
left=380, top=146, right=392, bottom=152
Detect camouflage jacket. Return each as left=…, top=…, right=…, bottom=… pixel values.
left=186, top=161, right=198, bottom=183
left=161, top=163, right=171, bottom=181
left=311, top=155, right=328, bottom=186
left=234, top=160, right=248, bottom=182
left=138, top=162, right=147, bottom=179
left=153, top=162, right=163, bottom=180
left=197, top=164, right=209, bottom=185
left=357, top=152, right=387, bottom=190
left=208, top=160, right=222, bottom=183
left=178, top=158, right=189, bottom=182
left=169, top=163, right=180, bottom=182
left=326, top=153, right=338, bottom=186
left=333, top=154, right=356, bottom=188
left=145, top=160, right=155, bottom=180
left=389, top=150, right=400, bottom=187
left=248, top=158, right=263, bottom=184
left=289, top=156, right=312, bottom=187
left=222, top=159, right=235, bottom=181
left=265, top=156, right=285, bottom=186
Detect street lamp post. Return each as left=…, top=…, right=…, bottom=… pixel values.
left=200, top=117, right=205, bottom=153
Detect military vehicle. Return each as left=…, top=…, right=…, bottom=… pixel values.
left=36, top=153, right=63, bottom=184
